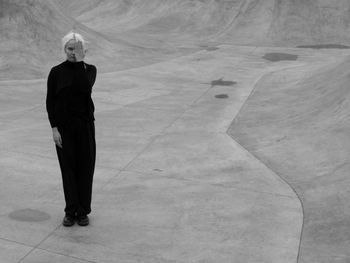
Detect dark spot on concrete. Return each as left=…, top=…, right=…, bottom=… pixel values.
left=153, top=169, right=163, bottom=172
left=262, top=53, right=298, bottom=62
left=206, top=46, right=219, bottom=51
left=276, top=136, right=287, bottom=142
left=297, top=44, right=350, bottom=49
left=199, top=45, right=219, bottom=51
left=210, top=78, right=237, bottom=87
left=9, top=209, right=50, bottom=222
left=215, top=94, right=229, bottom=99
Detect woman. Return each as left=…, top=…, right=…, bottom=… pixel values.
left=46, top=32, right=97, bottom=227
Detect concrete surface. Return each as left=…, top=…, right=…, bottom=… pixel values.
left=1, top=1, right=350, bottom=262
left=229, top=50, right=350, bottom=262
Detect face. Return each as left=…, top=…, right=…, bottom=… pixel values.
left=64, top=40, right=77, bottom=62
left=64, top=39, right=86, bottom=62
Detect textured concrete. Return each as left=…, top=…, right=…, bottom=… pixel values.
left=0, top=239, right=32, bottom=263
left=1, top=1, right=350, bottom=262
left=3, top=0, right=350, bottom=80
left=228, top=49, right=350, bottom=262
left=0, top=45, right=305, bottom=262
left=21, top=249, right=93, bottom=263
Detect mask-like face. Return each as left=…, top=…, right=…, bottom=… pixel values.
left=64, top=39, right=79, bottom=62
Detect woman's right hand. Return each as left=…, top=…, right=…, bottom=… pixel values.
left=52, top=127, right=62, bottom=148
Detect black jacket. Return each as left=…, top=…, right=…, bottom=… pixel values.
left=46, top=60, right=97, bottom=128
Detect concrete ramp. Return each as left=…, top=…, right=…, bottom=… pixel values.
left=1, top=1, right=350, bottom=262
left=0, top=0, right=126, bottom=80
left=218, top=0, right=350, bottom=46
left=229, top=53, right=350, bottom=262
left=0, top=0, right=192, bottom=80
left=62, top=0, right=350, bottom=47
left=3, top=0, right=350, bottom=80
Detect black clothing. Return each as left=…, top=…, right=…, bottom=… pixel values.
left=62, top=215, right=75, bottom=227
left=46, top=60, right=96, bottom=128
left=56, top=118, right=96, bottom=217
left=46, top=60, right=97, bottom=217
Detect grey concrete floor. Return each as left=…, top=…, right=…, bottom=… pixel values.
left=3, top=0, right=350, bottom=262
left=1, top=44, right=348, bottom=262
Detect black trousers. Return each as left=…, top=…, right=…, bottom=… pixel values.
left=56, top=118, right=96, bottom=217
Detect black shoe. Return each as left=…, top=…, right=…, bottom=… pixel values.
left=62, top=215, right=75, bottom=227
left=77, top=215, right=89, bottom=226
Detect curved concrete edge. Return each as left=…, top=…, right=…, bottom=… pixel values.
left=227, top=51, right=350, bottom=263
left=91, top=46, right=303, bottom=262
left=0, top=45, right=307, bottom=262
left=111, top=55, right=304, bottom=261
left=227, top=133, right=304, bottom=263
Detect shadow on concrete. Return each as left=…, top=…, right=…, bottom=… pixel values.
left=297, top=44, right=350, bottom=49
left=262, top=53, right=298, bottom=62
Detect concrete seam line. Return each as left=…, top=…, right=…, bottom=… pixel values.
left=208, top=0, right=248, bottom=42
left=35, top=247, right=98, bottom=263
left=223, top=60, right=346, bottom=263
left=223, top=63, right=308, bottom=263
left=115, top=70, right=223, bottom=175
left=17, top=224, right=61, bottom=263
left=227, top=134, right=304, bottom=263
left=96, top=169, right=125, bottom=191
left=0, top=236, right=34, bottom=250
left=116, top=103, right=193, bottom=175
left=224, top=72, right=305, bottom=261
left=104, top=47, right=261, bottom=189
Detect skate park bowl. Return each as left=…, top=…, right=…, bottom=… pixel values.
left=1, top=0, right=350, bottom=262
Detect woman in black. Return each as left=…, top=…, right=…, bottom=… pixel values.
left=46, top=32, right=97, bottom=227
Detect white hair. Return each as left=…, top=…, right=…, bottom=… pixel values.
left=61, top=31, right=87, bottom=52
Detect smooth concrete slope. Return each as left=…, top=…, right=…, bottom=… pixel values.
left=57, top=0, right=244, bottom=45
left=64, top=0, right=350, bottom=48
left=0, top=0, right=68, bottom=80
left=0, top=0, right=123, bottom=80
left=2, top=0, right=350, bottom=262
left=0, top=0, right=196, bottom=81
left=0, top=46, right=304, bottom=262
left=229, top=49, right=350, bottom=263
left=4, top=0, right=350, bottom=80
left=218, top=0, right=350, bottom=46
left=265, top=0, right=350, bottom=46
